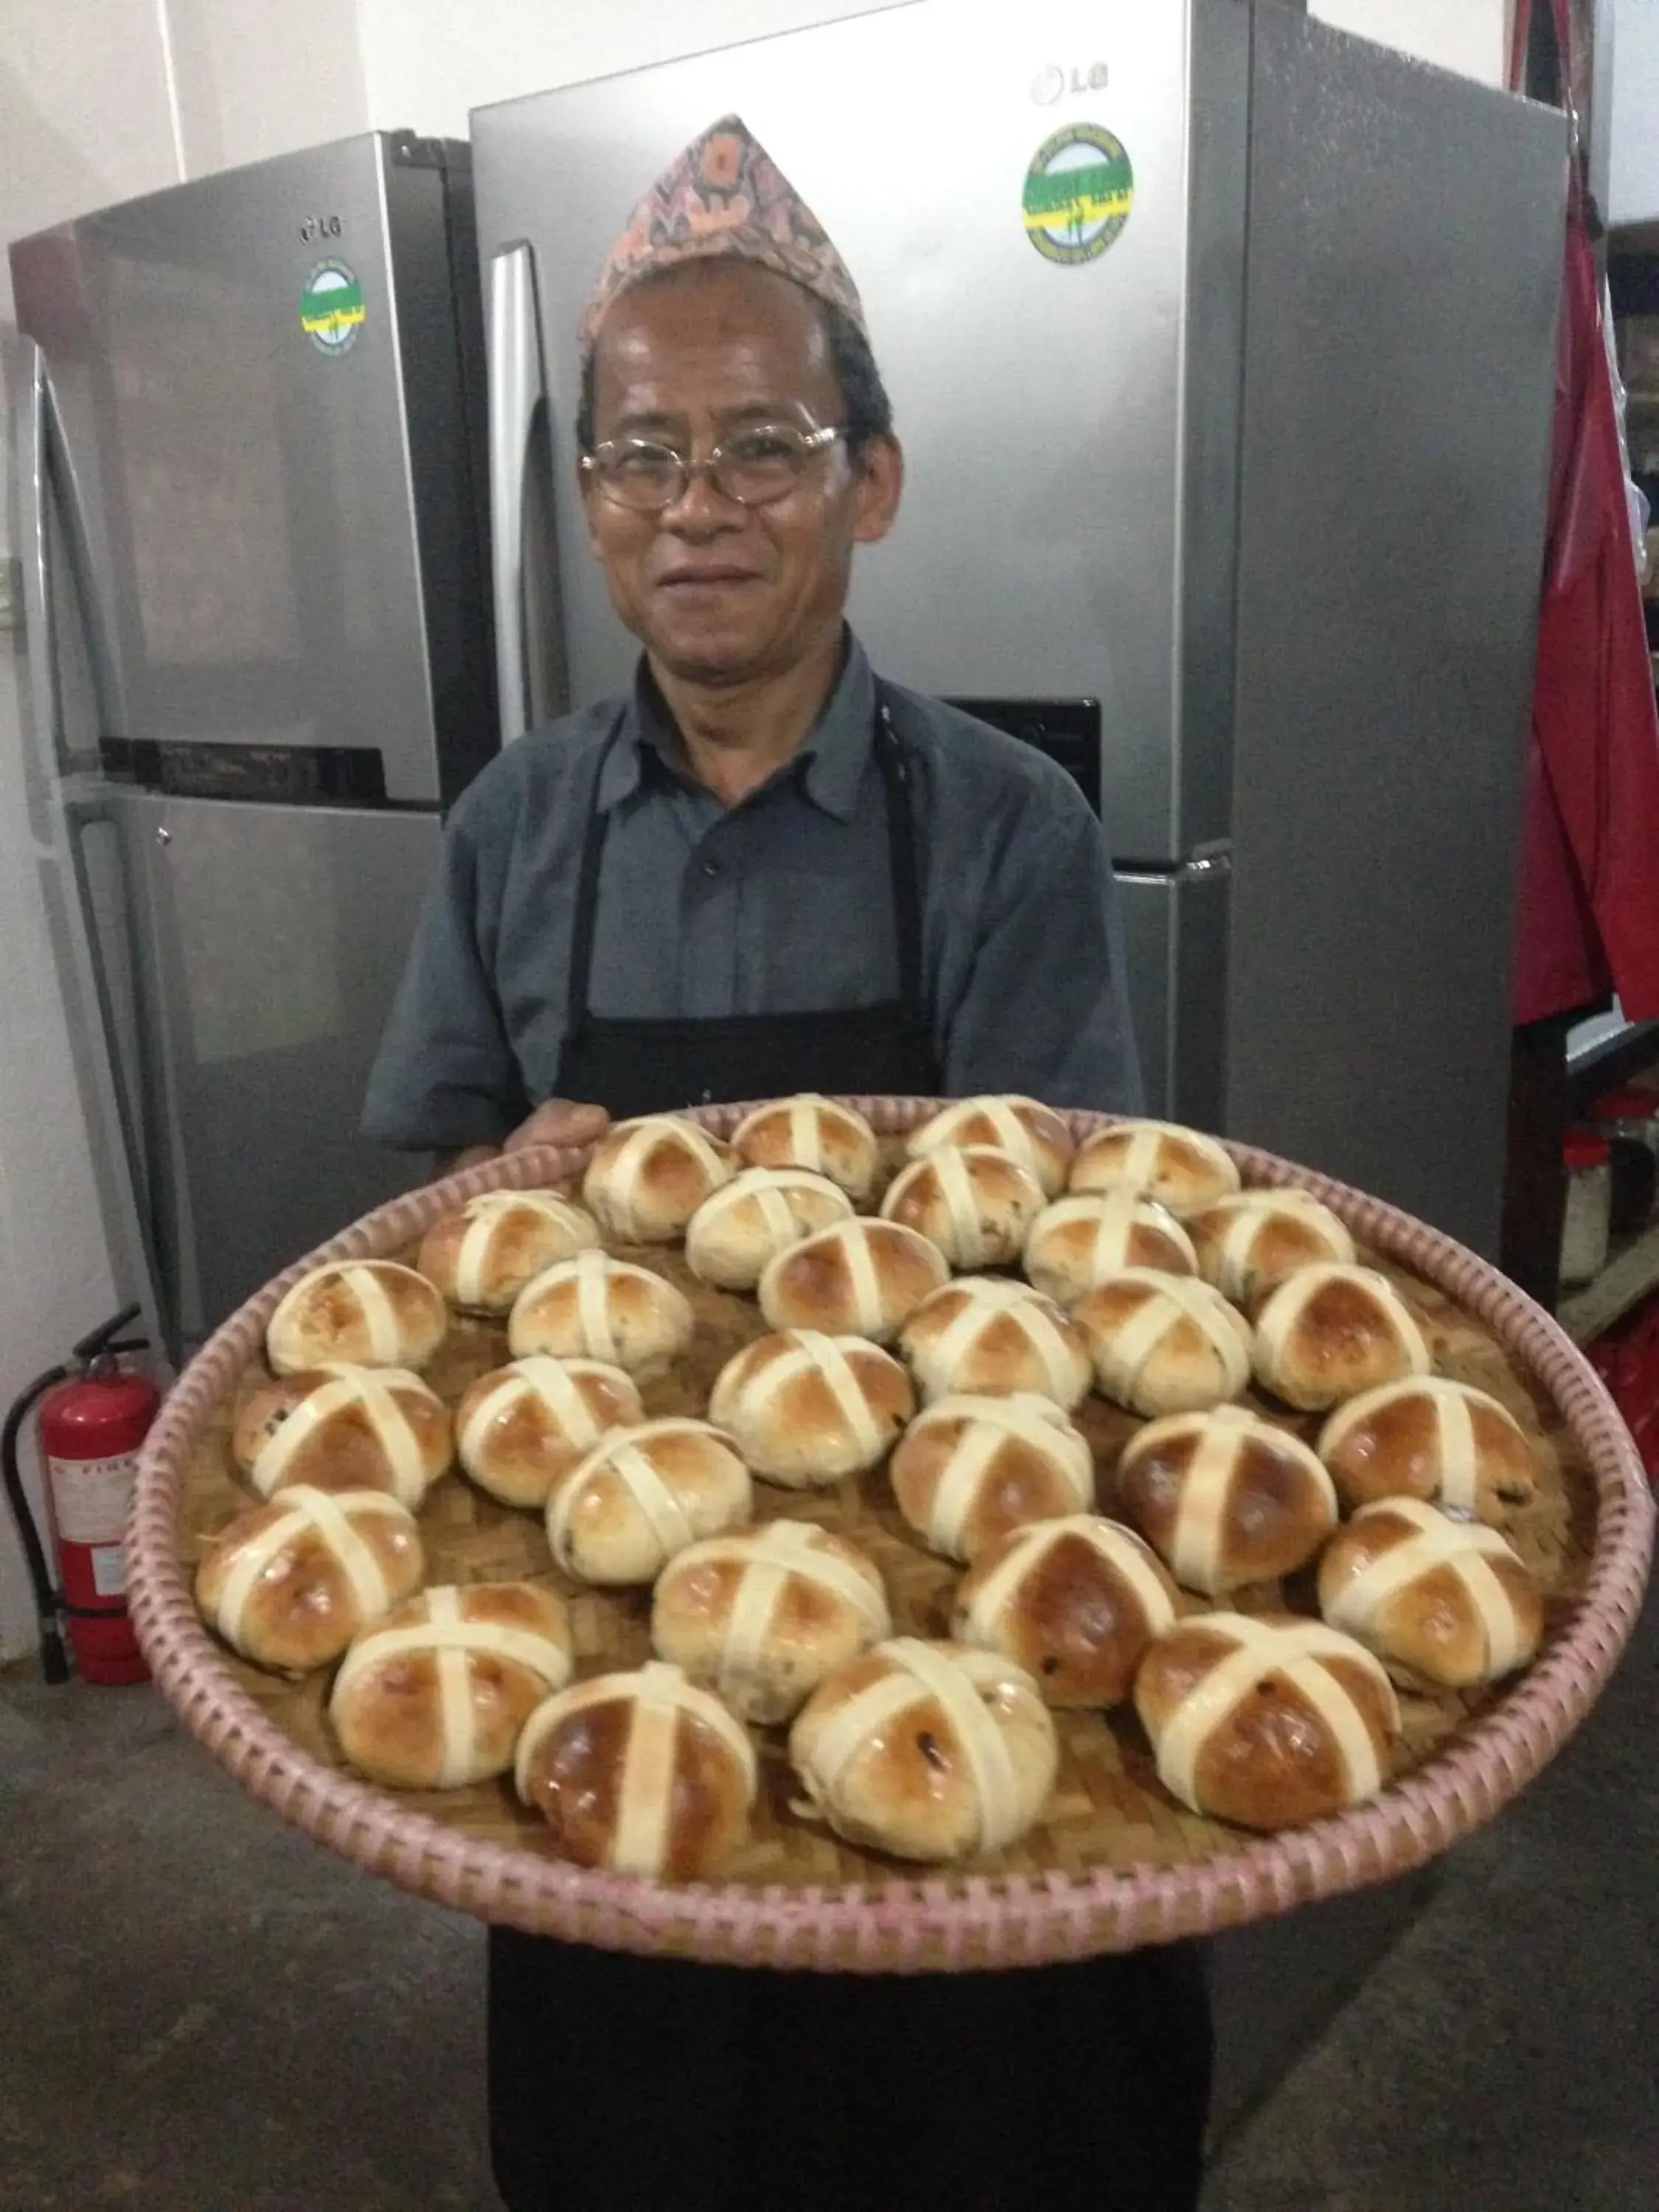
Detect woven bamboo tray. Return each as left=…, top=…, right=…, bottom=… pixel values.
left=127, top=1099, right=1655, bottom=1970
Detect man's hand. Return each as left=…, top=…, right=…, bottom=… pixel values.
left=503, top=1098, right=611, bottom=1153
left=431, top=1099, right=610, bottom=1182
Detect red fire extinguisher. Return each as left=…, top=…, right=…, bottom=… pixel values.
left=1, top=1304, right=157, bottom=1685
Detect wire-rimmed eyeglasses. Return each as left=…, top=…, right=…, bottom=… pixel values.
left=580, top=422, right=844, bottom=512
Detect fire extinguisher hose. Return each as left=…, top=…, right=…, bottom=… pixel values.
left=2, top=1363, right=73, bottom=1685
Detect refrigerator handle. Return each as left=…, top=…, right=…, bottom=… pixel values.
left=14, top=343, right=170, bottom=1363
left=16, top=339, right=119, bottom=781
left=54, top=797, right=175, bottom=1375
left=15, top=342, right=64, bottom=796
left=488, top=241, right=546, bottom=745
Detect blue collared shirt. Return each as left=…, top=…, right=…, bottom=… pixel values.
left=363, top=635, right=1143, bottom=1147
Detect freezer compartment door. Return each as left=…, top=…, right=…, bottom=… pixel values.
left=470, top=0, right=1245, bottom=860
left=9, top=136, right=469, bottom=807
left=1114, top=863, right=1228, bottom=1129
left=91, top=793, right=439, bottom=1354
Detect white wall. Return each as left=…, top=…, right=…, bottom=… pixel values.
left=353, top=0, right=1510, bottom=140
left=1609, top=0, right=1659, bottom=223
left=164, top=0, right=369, bottom=178
left=1310, top=0, right=1509, bottom=86
left=0, top=1, right=366, bottom=1660
left=354, top=0, right=903, bottom=136
left=0, top=4, right=180, bottom=1662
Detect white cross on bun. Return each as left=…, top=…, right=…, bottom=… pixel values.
left=1116, top=1405, right=1338, bottom=1596
left=330, top=1581, right=573, bottom=1790
left=515, top=1661, right=757, bottom=1879
left=758, top=1217, right=949, bottom=1343
left=1184, top=1189, right=1355, bottom=1307
left=888, top=1394, right=1093, bottom=1562
left=1068, top=1119, right=1241, bottom=1215
left=1251, top=1265, right=1431, bottom=1411
left=790, top=1637, right=1058, bottom=1863
left=953, top=1514, right=1179, bottom=1708
left=195, top=1485, right=424, bottom=1676
left=905, top=1094, right=1074, bottom=1199
left=454, top=1357, right=644, bottom=1511
left=1317, top=1377, right=1541, bottom=1520
left=897, top=1277, right=1092, bottom=1407
left=686, top=1166, right=853, bottom=1290
left=546, top=1419, right=752, bottom=1586
left=880, top=1144, right=1047, bottom=1269
left=1023, top=1190, right=1197, bottom=1304
left=507, top=1251, right=693, bottom=1378
left=708, top=1330, right=914, bottom=1489
left=652, top=1521, right=891, bottom=1723
left=234, top=1365, right=452, bottom=1509
left=1134, top=1611, right=1399, bottom=1830
left=581, top=1115, right=737, bottom=1242
left=1071, top=1270, right=1252, bottom=1416
left=266, top=1261, right=448, bottom=1376
left=417, top=1189, right=600, bottom=1313
left=1317, top=1498, right=1543, bottom=1687
left=729, top=1094, right=880, bottom=1200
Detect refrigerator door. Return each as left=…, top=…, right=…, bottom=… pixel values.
left=1222, top=10, right=1564, bottom=1253
left=471, top=0, right=1246, bottom=861
left=1113, top=863, right=1228, bottom=1127
left=86, top=791, right=440, bottom=1355
left=9, top=134, right=479, bottom=808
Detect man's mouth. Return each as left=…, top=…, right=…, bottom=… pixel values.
left=655, top=566, right=763, bottom=591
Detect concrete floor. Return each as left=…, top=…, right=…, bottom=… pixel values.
left=1, top=1582, right=1654, bottom=2212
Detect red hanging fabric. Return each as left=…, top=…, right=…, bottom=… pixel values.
left=1511, top=0, right=1659, bottom=1023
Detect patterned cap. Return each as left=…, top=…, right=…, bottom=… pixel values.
left=582, top=113, right=866, bottom=347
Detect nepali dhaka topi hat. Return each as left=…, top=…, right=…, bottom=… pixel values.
left=582, top=113, right=866, bottom=346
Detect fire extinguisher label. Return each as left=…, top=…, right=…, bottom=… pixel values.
left=47, top=1450, right=139, bottom=1546
left=91, top=1544, right=128, bottom=1598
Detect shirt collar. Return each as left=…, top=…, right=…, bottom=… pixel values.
left=597, top=629, right=877, bottom=823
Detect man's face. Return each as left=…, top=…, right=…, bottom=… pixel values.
left=581, top=260, right=902, bottom=689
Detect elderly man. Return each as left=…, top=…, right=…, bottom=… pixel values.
left=363, top=114, right=1139, bottom=1164
left=366, top=118, right=1201, bottom=2212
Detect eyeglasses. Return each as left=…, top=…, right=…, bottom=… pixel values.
left=580, top=422, right=845, bottom=512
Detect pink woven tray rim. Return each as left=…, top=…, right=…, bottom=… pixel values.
left=126, top=1098, right=1655, bottom=1970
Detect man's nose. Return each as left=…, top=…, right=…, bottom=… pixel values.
left=659, top=460, right=745, bottom=536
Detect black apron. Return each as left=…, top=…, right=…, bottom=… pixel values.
left=488, top=692, right=1211, bottom=2212
left=554, top=692, right=937, bottom=1117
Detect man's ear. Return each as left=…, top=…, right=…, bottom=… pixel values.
left=850, top=434, right=904, bottom=546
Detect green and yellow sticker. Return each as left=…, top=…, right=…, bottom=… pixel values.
left=301, top=259, right=365, bottom=353
left=1023, top=125, right=1134, bottom=265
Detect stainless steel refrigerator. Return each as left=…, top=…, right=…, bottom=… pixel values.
left=12, top=132, right=495, bottom=1364
left=470, top=0, right=1565, bottom=1259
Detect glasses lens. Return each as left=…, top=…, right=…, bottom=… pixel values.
left=599, top=442, right=684, bottom=509
left=715, top=427, right=813, bottom=505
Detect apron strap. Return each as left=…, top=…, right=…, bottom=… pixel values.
left=873, top=685, right=926, bottom=1025
left=566, top=689, right=926, bottom=1031
left=564, top=712, right=628, bottom=1034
